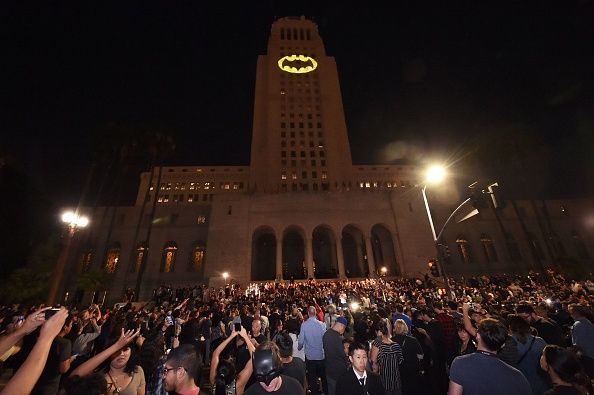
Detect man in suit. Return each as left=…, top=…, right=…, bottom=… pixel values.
left=335, top=342, right=384, bottom=395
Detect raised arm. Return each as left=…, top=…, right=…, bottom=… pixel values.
left=0, top=308, right=68, bottom=395
left=209, top=330, right=239, bottom=385
left=237, top=326, right=256, bottom=353
left=70, top=328, right=140, bottom=377
left=461, top=303, right=477, bottom=337
left=0, top=307, right=50, bottom=356
left=236, top=358, right=253, bottom=395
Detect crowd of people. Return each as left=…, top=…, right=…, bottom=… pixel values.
left=0, top=269, right=593, bottom=395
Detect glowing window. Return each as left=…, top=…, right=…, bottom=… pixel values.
left=104, top=244, right=121, bottom=273
left=456, top=236, right=473, bottom=264
left=189, top=244, right=205, bottom=272
left=160, top=242, right=177, bottom=273
left=132, top=244, right=146, bottom=273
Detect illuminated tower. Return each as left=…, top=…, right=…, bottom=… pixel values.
left=250, top=16, right=353, bottom=193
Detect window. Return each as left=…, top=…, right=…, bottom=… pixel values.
left=197, top=215, right=207, bottom=224
left=480, top=234, right=498, bottom=263
left=527, top=233, right=545, bottom=260
left=549, top=234, right=566, bottom=257
left=132, top=243, right=146, bottom=273
left=456, top=236, right=473, bottom=264
left=506, top=233, right=522, bottom=261
left=160, top=242, right=177, bottom=273
left=104, top=243, right=121, bottom=273
left=189, top=244, right=206, bottom=272
left=80, top=250, right=93, bottom=272
left=572, top=231, right=590, bottom=259
left=321, top=171, right=327, bottom=180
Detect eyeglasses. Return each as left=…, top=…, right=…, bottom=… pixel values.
left=162, top=366, right=183, bottom=375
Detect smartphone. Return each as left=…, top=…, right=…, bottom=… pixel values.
left=165, top=316, right=173, bottom=325
left=234, top=322, right=242, bottom=332
left=45, top=308, right=61, bottom=319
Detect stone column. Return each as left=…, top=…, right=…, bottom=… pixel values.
left=276, top=239, right=283, bottom=280
left=365, top=236, right=377, bottom=278
left=306, top=237, right=314, bottom=278
left=336, top=237, right=346, bottom=278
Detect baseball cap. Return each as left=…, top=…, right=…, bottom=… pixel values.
left=336, top=316, right=348, bottom=326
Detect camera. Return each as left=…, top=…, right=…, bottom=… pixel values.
left=234, top=322, right=242, bottom=332
left=45, top=307, right=61, bottom=319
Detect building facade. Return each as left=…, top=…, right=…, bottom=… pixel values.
left=63, top=17, right=593, bottom=303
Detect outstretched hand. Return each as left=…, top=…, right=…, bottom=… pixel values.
left=115, top=328, right=140, bottom=349
left=39, top=308, right=68, bottom=341
left=19, top=307, right=52, bottom=335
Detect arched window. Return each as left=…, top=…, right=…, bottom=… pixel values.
left=505, top=233, right=522, bottom=262
left=131, top=243, right=147, bottom=273
left=456, top=235, right=473, bottom=264
left=572, top=231, right=590, bottom=259
left=549, top=233, right=566, bottom=257
left=527, top=232, right=545, bottom=260
left=160, top=241, right=178, bottom=273
left=480, top=234, right=498, bottom=263
left=80, top=249, right=93, bottom=272
left=189, top=243, right=206, bottom=272
left=104, top=243, right=121, bottom=273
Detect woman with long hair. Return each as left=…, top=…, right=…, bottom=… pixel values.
left=70, top=328, right=145, bottom=395
left=210, top=325, right=254, bottom=395
left=540, top=345, right=592, bottom=395
left=456, top=323, right=476, bottom=357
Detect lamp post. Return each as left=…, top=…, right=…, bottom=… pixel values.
left=222, top=272, right=229, bottom=285
left=380, top=266, right=387, bottom=277
left=46, top=211, right=89, bottom=305
left=421, top=165, right=450, bottom=286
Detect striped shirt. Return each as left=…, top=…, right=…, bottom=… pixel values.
left=374, top=339, right=403, bottom=391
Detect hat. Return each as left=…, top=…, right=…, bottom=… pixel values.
left=336, top=316, right=348, bottom=327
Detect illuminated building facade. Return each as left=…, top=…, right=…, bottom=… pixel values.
left=64, top=17, right=593, bottom=302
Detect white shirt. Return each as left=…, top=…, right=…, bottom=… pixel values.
left=353, top=368, right=367, bottom=386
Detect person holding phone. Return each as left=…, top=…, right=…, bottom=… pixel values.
left=210, top=324, right=255, bottom=395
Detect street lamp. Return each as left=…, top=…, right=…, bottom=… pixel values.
left=47, top=210, right=89, bottom=305
left=222, top=272, right=229, bottom=285
left=422, top=165, right=446, bottom=241
left=421, top=165, right=449, bottom=286
left=380, top=266, right=387, bottom=277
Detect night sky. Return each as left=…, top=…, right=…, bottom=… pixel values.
left=3, top=2, right=594, bottom=208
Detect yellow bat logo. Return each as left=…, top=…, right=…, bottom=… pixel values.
left=277, top=54, right=318, bottom=74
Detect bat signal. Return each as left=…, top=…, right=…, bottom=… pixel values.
left=277, top=54, right=318, bottom=74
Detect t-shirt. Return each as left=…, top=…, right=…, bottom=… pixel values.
left=449, top=352, right=532, bottom=395
left=282, top=358, right=306, bottom=387
left=245, top=375, right=304, bottom=395
left=108, top=366, right=146, bottom=395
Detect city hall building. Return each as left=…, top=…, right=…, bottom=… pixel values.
left=63, top=17, right=593, bottom=302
